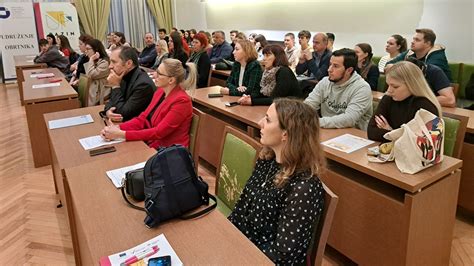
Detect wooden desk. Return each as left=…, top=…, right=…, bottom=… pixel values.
left=209, top=69, right=231, bottom=87
left=191, top=90, right=463, bottom=264
left=191, top=86, right=266, bottom=167
left=64, top=151, right=272, bottom=265
left=14, top=55, right=47, bottom=105
left=23, top=73, right=79, bottom=167
left=319, top=128, right=462, bottom=265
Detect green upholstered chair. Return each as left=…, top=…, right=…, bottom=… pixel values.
left=372, top=56, right=381, bottom=66
left=377, top=74, right=387, bottom=92
left=448, top=62, right=462, bottom=84
left=189, top=108, right=204, bottom=172
left=215, top=126, right=261, bottom=216
left=442, top=112, right=468, bottom=159
left=77, top=74, right=90, bottom=107
left=457, top=63, right=474, bottom=107
left=306, top=184, right=338, bottom=266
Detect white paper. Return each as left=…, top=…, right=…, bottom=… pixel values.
left=106, top=161, right=146, bottom=188
left=48, top=114, right=94, bottom=129
left=105, top=234, right=183, bottom=266
left=30, top=73, right=55, bottom=78
left=26, top=59, right=34, bottom=63
left=32, top=82, right=61, bottom=89
left=26, top=55, right=36, bottom=58
left=322, top=133, right=374, bottom=153
left=78, top=135, right=124, bottom=150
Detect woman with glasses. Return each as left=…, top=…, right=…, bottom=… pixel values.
left=84, top=39, right=110, bottom=105
left=188, top=33, right=211, bottom=88
left=100, top=58, right=197, bottom=149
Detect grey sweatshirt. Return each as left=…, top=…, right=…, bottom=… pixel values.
left=304, top=72, right=373, bottom=130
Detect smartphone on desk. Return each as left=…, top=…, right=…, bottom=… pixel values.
left=89, top=146, right=116, bottom=156
left=148, top=255, right=171, bottom=266
left=208, top=93, right=223, bottom=98
left=225, top=101, right=239, bottom=107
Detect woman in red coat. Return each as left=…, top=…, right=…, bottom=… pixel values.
left=101, top=58, right=197, bottom=149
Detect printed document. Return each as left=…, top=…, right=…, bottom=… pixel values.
left=106, top=161, right=146, bottom=188
left=322, top=134, right=374, bottom=153
left=32, top=82, right=60, bottom=89
left=30, top=73, right=54, bottom=78
left=48, top=114, right=94, bottom=129
left=99, top=234, right=183, bottom=266
left=78, top=135, right=124, bottom=150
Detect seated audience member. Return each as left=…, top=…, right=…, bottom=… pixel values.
left=355, top=43, right=379, bottom=90
left=405, top=57, right=456, bottom=107
left=138, top=33, right=158, bottom=68
left=304, top=48, right=372, bottom=130
left=168, top=31, right=189, bottom=67
left=184, top=30, right=192, bottom=46
left=56, top=35, right=77, bottom=61
left=171, top=27, right=178, bottom=33
left=210, top=31, right=233, bottom=64
left=378, top=34, right=407, bottom=73
left=152, top=40, right=169, bottom=69
left=220, top=40, right=263, bottom=96
left=103, top=46, right=156, bottom=122
left=189, top=33, right=211, bottom=88
left=254, top=34, right=268, bottom=60
left=101, top=59, right=196, bottom=149
left=367, top=61, right=442, bottom=141
left=297, top=30, right=312, bottom=65
left=111, top=32, right=130, bottom=49
left=70, top=34, right=94, bottom=86
left=106, top=32, right=114, bottom=49
left=158, top=28, right=169, bottom=44
left=248, top=33, right=257, bottom=44
left=34, top=38, right=69, bottom=74
left=386, top=28, right=451, bottom=80
left=203, top=31, right=214, bottom=56
left=84, top=39, right=110, bottom=106
left=238, top=45, right=301, bottom=106
left=284, top=33, right=299, bottom=71
left=296, top=32, right=332, bottom=82
left=229, top=98, right=325, bottom=265
left=326, top=32, right=335, bottom=51
left=189, top=29, right=197, bottom=40
left=228, top=30, right=239, bottom=61
left=46, top=33, right=57, bottom=47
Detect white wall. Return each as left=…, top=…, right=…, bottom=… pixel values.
left=174, top=0, right=474, bottom=63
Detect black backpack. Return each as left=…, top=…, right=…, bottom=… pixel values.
left=121, top=145, right=216, bottom=228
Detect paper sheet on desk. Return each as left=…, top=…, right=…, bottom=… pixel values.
left=48, top=114, right=94, bottom=129
left=30, top=73, right=54, bottom=78
left=32, top=82, right=60, bottom=89
left=78, top=135, right=124, bottom=150
left=322, top=133, right=374, bottom=153
left=99, top=234, right=183, bottom=266
left=106, top=161, right=146, bottom=188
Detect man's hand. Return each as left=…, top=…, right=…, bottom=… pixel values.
left=107, top=69, right=124, bottom=87
left=106, top=107, right=123, bottom=122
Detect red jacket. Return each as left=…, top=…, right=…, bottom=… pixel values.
left=120, top=86, right=192, bottom=149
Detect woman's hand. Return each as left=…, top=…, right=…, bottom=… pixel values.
left=100, top=120, right=125, bottom=140
left=237, top=86, right=247, bottom=93
left=237, top=94, right=252, bottom=105
left=90, top=52, right=100, bottom=62
left=375, top=115, right=393, bottom=131
left=220, top=87, right=230, bottom=95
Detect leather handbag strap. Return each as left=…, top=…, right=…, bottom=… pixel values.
left=121, top=186, right=145, bottom=212
left=181, top=194, right=217, bottom=220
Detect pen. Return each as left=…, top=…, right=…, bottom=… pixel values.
left=124, top=246, right=159, bottom=265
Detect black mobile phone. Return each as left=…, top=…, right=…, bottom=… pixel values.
left=208, top=93, right=223, bottom=98
left=225, top=101, right=239, bottom=107
left=89, top=146, right=116, bottom=156
left=148, top=255, right=171, bottom=266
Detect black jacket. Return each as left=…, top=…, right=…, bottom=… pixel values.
left=251, top=66, right=302, bottom=105
left=104, top=66, right=156, bottom=121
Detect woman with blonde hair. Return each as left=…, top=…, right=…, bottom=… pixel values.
left=367, top=61, right=442, bottom=142
left=152, top=39, right=169, bottom=69
left=101, top=58, right=197, bottom=148
left=220, top=39, right=263, bottom=96
left=229, top=98, right=325, bottom=265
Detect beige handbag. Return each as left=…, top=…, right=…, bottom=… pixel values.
left=384, top=109, right=444, bottom=174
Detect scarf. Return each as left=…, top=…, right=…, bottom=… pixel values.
left=189, top=50, right=205, bottom=65
left=260, top=66, right=280, bottom=96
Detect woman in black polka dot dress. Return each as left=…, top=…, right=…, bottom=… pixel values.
left=229, top=98, right=325, bottom=265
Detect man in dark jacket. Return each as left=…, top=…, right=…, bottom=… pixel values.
left=138, top=32, right=157, bottom=68
left=209, top=31, right=233, bottom=64
left=104, top=46, right=156, bottom=122
left=296, top=32, right=332, bottom=82
left=34, top=38, right=69, bottom=74
left=386, top=28, right=451, bottom=81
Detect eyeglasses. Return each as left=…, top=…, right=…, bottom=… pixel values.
left=156, top=70, right=172, bottom=77
left=85, top=47, right=92, bottom=50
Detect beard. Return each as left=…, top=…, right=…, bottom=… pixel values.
left=329, top=74, right=344, bottom=83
